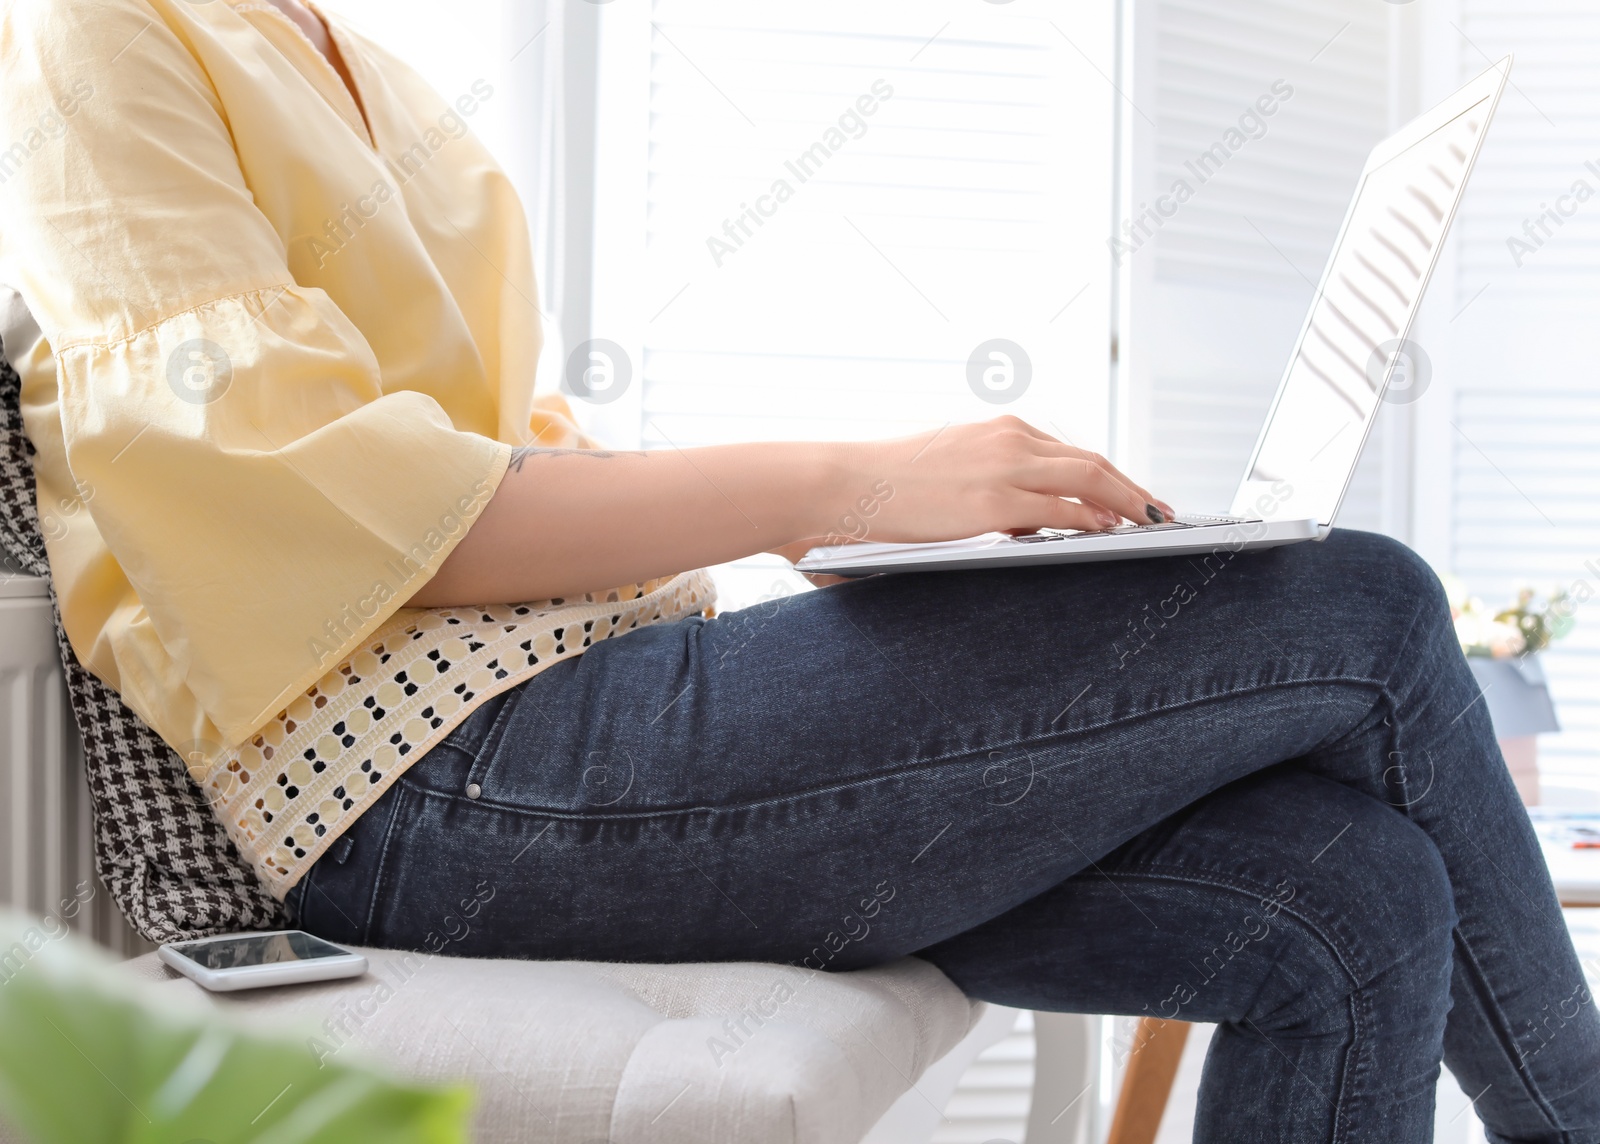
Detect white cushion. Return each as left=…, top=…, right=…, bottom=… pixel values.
left=119, top=948, right=983, bottom=1144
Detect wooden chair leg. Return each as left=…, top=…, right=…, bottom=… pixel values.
left=1105, top=1017, right=1191, bottom=1144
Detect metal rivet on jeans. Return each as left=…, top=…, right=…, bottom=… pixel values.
left=465, top=783, right=482, bottom=800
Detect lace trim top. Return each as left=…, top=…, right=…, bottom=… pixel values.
left=199, top=570, right=716, bottom=899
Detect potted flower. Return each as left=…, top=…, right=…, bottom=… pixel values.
left=1443, top=577, right=1576, bottom=805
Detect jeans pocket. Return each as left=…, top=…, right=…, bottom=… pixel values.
left=294, top=777, right=409, bottom=947
left=461, top=684, right=525, bottom=793
left=283, top=870, right=310, bottom=929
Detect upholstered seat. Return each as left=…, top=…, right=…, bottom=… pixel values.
left=117, top=945, right=984, bottom=1144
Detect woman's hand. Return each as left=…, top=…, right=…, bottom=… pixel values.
left=780, top=417, right=1174, bottom=558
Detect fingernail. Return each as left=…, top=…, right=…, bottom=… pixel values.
left=1096, top=510, right=1118, bottom=529
left=1145, top=503, right=1165, bottom=524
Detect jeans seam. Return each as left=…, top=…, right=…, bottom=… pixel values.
left=1378, top=638, right=1573, bottom=1138
left=1337, top=988, right=1366, bottom=1144
left=1451, top=925, right=1569, bottom=1136
left=360, top=783, right=412, bottom=945
left=1369, top=657, right=1569, bottom=1143
left=437, top=676, right=1392, bottom=822
left=286, top=864, right=313, bottom=928
left=1095, top=864, right=1370, bottom=987
left=1375, top=584, right=1438, bottom=700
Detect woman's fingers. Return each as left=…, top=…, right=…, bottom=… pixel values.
left=1026, top=493, right=1121, bottom=534
left=1018, top=434, right=1170, bottom=522
left=1020, top=457, right=1153, bottom=524
left=1075, top=458, right=1173, bottom=523
left=1090, top=458, right=1169, bottom=521
left=1075, top=497, right=1122, bottom=528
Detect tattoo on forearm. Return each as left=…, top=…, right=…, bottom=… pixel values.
left=508, top=445, right=643, bottom=471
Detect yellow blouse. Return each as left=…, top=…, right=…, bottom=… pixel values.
left=1, top=0, right=573, bottom=749
left=0, top=0, right=713, bottom=895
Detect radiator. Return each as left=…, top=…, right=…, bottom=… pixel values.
left=0, top=555, right=146, bottom=958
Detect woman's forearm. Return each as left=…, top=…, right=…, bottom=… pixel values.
left=407, top=441, right=852, bottom=606
left=409, top=418, right=1174, bottom=608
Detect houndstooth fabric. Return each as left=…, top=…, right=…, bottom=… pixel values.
left=0, top=344, right=285, bottom=941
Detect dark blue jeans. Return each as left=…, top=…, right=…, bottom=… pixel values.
left=288, top=529, right=1600, bottom=1142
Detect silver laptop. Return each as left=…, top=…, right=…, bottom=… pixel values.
left=798, top=58, right=1511, bottom=578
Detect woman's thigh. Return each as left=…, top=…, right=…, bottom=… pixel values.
left=291, top=527, right=1471, bottom=965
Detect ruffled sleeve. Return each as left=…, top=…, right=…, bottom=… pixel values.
left=0, top=0, right=513, bottom=745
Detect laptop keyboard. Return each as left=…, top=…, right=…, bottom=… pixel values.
left=1017, top=514, right=1256, bottom=544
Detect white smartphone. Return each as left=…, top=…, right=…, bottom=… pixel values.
left=158, top=929, right=368, bottom=992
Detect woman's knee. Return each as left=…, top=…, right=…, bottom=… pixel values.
left=1251, top=775, right=1456, bottom=1029
left=1301, top=529, right=1453, bottom=648
left=1138, top=768, right=1457, bottom=1031
left=1254, top=529, right=1458, bottom=697
left=1331, top=528, right=1450, bottom=619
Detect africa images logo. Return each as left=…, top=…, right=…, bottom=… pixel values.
left=165, top=339, right=232, bottom=405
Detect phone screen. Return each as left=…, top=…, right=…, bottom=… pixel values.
left=172, top=931, right=350, bottom=970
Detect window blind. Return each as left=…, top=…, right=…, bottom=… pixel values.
left=1447, top=2, right=1600, bottom=793
left=1453, top=5, right=1600, bottom=302
left=931, top=1011, right=1035, bottom=1144
left=590, top=0, right=1119, bottom=609
left=1135, top=0, right=1396, bottom=529
left=1151, top=0, right=1389, bottom=288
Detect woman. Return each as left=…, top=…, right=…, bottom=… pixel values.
left=1, top=0, right=1594, bottom=1138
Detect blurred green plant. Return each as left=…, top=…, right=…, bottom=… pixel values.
left=1442, top=576, right=1577, bottom=659
left=0, top=912, right=471, bottom=1144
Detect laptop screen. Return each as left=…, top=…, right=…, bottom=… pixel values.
left=1238, top=95, right=1495, bottom=524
